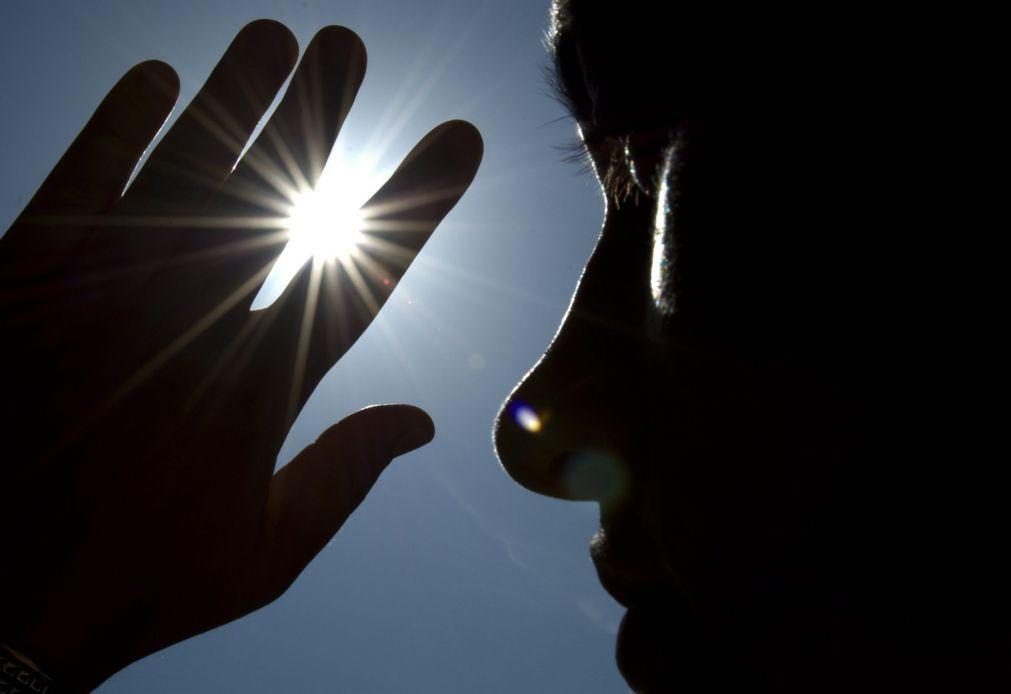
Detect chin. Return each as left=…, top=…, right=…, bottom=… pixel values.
left=594, top=559, right=753, bottom=692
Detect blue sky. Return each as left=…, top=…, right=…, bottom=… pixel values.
left=0, top=1, right=627, bottom=692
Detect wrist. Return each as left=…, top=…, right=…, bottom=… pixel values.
left=10, top=610, right=128, bottom=693
left=2, top=638, right=124, bottom=694
left=1, top=633, right=114, bottom=694
left=1, top=642, right=56, bottom=693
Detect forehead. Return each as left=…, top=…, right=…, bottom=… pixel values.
left=548, top=1, right=749, bottom=85
left=547, top=0, right=731, bottom=130
left=548, top=2, right=854, bottom=121
left=549, top=0, right=663, bottom=49
left=549, top=2, right=819, bottom=62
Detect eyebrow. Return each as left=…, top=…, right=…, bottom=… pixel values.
left=545, top=27, right=593, bottom=125
left=543, top=0, right=589, bottom=120
left=547, top=0, right=574, bottom=53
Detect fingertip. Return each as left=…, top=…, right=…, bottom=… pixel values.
left=307, top=24, right=368, bottom=83
left=444, top=120, right=485, bottom=177
left=124, top=60, right=180, bottom=106
left=314, top=24, right=366, bottom=53
left=388, top=403, right=436, bottom=451
left=241, top=17, right=293, bottom=35
left=237, top=19, right=299, bottom=65
left=443, top=119, right=484, bottom=156
left=259, top=402, right=428, bottom=600
left=28, top=58, right=181, bottom=215
left=414, top=120, right=485, bottom=182
left=317, top=404, right=435, bottom=458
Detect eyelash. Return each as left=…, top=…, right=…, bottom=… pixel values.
left=559, top=132, right=641, bottom=207
left=543, top=61, right=640, bottom=206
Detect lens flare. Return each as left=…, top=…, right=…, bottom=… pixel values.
left=510, top=400, right=542, bottom=433
left=561, top=449, right=629, bottom=507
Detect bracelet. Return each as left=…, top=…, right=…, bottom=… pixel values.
left=0, top=644, right=53, bottom=694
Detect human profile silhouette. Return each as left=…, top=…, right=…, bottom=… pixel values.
left=494, top=1, right=1009, bottom=692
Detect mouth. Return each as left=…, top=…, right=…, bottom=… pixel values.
left=595, top=562, right=697, bottom=691
left=592, top=534, right=741, bottom=693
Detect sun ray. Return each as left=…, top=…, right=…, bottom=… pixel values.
left=114, top=260, right=277, bottom=400
left=24, top=213, right=290, bottom=230
left=355, top=235, right=416, bottom=268
left=223, top=151, right=301, bottom=211
left=396, top=286, right=475, bottom=355
left=352, top=250, right=399, bottom=285
left=341, top=255, right=381, bottom=317
left=318, top=250, right=351, bottom=348
left=182, top=295, right=280, bottom=417
left=369, top=307, right=425, bottom=392
left=55, top=259, right=279, bottom=456
left=5, top=225, right=290, bottom=313
left=260, top=123, right=311, bottom=197
left=363, top=6, right=484, bottom=165
left=287, top=257, right=324, bottom=422
left=252, top=143, right=395, bottom=308
left=361, top=184, right=472, bottom=221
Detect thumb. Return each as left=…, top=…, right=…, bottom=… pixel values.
left=257, top=404, right=434, bottom=599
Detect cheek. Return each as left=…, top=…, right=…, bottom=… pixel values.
left=642, top=131, right=846, bottom=531
left=643, top=347, right=847, bottom=602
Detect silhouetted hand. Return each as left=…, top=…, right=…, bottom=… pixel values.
left=0, top=20, right=482, bottom=691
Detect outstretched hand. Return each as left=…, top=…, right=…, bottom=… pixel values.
left=0, top=20, right=482, bottom=691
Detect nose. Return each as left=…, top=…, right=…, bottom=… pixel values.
left=494, top=201, right=657, bottom=506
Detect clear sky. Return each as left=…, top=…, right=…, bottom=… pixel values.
left=0, top=1, right=627, bottom=691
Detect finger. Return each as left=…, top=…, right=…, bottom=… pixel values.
left=122, top=20, right=298, bottom=210
left=221, top=25, right=367, bottom=214
left=12, top=60, right=178, bottom=233
left=360, top=119, right=484, bottom=255
left=163, top=26, right=366, bottom=310
left=266, top=120, right=483, bottom=420
left=257, top=404, right=434, bottom=599
left=62, top=22, right=298, bottom=334
left=57, top=27, right=366, bottom=428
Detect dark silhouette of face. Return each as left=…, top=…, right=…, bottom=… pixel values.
left=495, top=2, right=1007, bottom=692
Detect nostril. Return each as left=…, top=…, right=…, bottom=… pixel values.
left=556, top=449, right=631, bottom=508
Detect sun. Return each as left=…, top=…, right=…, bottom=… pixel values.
left=284, top=189, right=366, bottom=263
left=249, top=146, right=395, bottom=310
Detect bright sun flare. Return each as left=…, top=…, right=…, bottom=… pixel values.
left=285, top=190, right=366, bottom=263
left=251, top=149, right=389, bottom=310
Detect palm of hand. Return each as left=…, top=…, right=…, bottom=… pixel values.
left=0, top=21, right=481, bottom=690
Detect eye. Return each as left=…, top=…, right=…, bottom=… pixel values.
left=554, top=126, right=631, bottom=203
left=546, top=39, right=665, bottom=206
left=578, top=127, right=659, bottom=206
left=624, top=128, right=676, bottom=195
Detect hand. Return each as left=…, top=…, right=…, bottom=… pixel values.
left=0, top=20, right=482, bottom=691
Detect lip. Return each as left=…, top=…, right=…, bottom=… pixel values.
left=591, top=534, right=684, bottom=690
left=591, top=529, right=733, bottom=692
left=589, top=524, right=679, bottom=609
left=592, top=553, right=679, bottom=610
